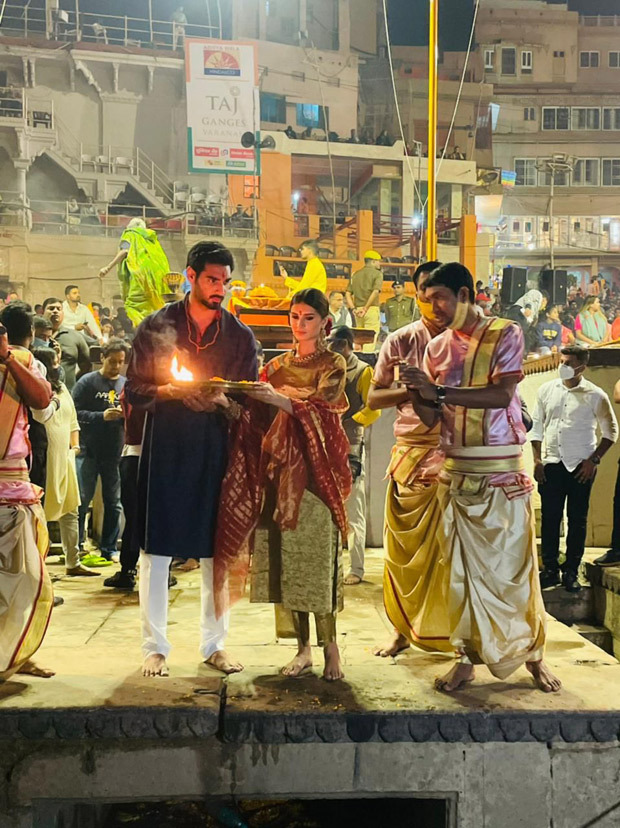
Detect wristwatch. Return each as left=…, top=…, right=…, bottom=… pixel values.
left=435, top=385, right=447, bottom=405
left=590, top=455, right=601, bottom=465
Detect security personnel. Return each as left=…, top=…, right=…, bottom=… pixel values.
left=383, top=280, right=416, bottom=333
left=346, top=250, right=383, bottom=352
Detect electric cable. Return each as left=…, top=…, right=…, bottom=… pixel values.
left=381, top=0, right=422, bottom=211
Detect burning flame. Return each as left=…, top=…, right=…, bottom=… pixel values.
left=171, top=354, right=194, bottom=382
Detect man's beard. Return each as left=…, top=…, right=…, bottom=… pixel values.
left=200, top=298, right=223, bottom=310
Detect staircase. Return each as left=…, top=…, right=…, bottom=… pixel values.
left=49, top=115, right=175, bottom=214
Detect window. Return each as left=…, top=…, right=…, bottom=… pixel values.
left=512, top=220, right=521, bottom=233
left=572, top=159, right=600, bottom=186
left=521, top=50, right=533, bottom=73
left=553, top=51, right=565, bottom=58
left=580, top=51, right=600, bottom=68
left=515, top=158, right=537, bottom=186
left=501, top=48, right=516, bottom=75
left=296, top=103, right=328, bottom=129
left=538, top=163, right=569, bottom=187
left=603, top=107, right=620, bottom=130
left=484, top=49, right=494, bottom=70
left=610, top=52, right=620, bottom=68
left=243, top=176, right=260, bottom=199
left=525, top=221, right=533, bottom=234
left=602, top=159, right=620, bottom=186
left=260, top=92, right=286, bottom=124
left=265, top=0, right=300, bottom=45
left=307, top=0, right=339, bottom=51
left=572, top=107, right=600, bottom=130
left=542, top=106, right=569, bottom=130
left=524, top=107, right=536, bottom=121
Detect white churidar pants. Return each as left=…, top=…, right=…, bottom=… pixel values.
left=139, top=553, right=229, bottom=660
left=346, top=459, right=367, bottom=578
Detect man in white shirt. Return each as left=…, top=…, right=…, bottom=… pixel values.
left=328, top=290, right=352, bottom=329
left=62, top=285, right=101, bottom=340
left=531, top=345, right=618, bottom=592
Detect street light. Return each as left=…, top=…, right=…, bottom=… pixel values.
left=536, top=153, right=575, bottom=269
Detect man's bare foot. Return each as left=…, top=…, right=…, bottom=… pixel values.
left=526, top=660, right=562, bottom=693
left=16, top=660, right=55, bottom=678
left=281, top=644, right=313, bottom=677
left=66, top=565, right=100, bottom=577
left=205, top=650, right=244, bottom=674
left=373, top=631, right=410, bottom=658
left=142, top=653, right=169, bottom=677
left=323, top=642, right=344, bottom=681
left=175, top=558, right=200, bottom=572
left=344, top=573, right=362, bottom=585
left=435, top=662, right=475, bottom=692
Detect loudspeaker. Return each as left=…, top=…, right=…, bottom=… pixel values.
left=540, top=269, right=568, bottom=306
left=501, top=267, right=527, bottom=305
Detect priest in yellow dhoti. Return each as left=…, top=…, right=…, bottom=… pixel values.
left=0, top=311, right=54, bottom=680
left=405, top=262, right=561, bottom=694
left=368, top=261, right=453, bottom=658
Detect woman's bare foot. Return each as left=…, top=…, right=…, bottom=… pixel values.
left=281, top=645, right=313, bottom=677
left=435, top=662, right=475, bottom=692
left=205, top=650, right=244, bottom=674
left=16, top=660, right=55, bottom=678
left=175, top=558, right=200, bottom=572
left=373, top=631, right=410, bottom=658
left=142, top=653, right=169, bottom=677
left=526, top=660, right=562, bottom=693
left=323, top=642, right=344, bottom=681
left=344, top=573, right=362, bottom=585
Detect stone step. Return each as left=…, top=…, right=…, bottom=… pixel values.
left=585, top=561, right=620, bottom=661
left=541, top=584, right=595, bottom=624
left=573, top=622, right=614, bottom=655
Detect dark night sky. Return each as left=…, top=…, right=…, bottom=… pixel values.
left=387, top=0, right=620, bottom=49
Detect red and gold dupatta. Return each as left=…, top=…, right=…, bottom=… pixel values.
left=214, top=391, right=352, bottom=618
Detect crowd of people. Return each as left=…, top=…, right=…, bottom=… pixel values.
left=3, top=244, right=620, bottom=697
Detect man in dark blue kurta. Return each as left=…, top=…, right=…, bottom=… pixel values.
left=126, top=241, right=258, bottom=677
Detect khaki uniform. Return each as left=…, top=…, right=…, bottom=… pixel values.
left=347, top=265, right=383, bottom=352
left=384, top=295, right=416, bottom=333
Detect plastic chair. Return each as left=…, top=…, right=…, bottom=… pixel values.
left=279, top=245, right=297, bottom=257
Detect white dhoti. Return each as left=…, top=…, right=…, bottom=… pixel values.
left=139, top=554, right=229, bottom=660
left=438, top=447, right=546, bottom=679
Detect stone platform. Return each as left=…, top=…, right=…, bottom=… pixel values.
left=2, top=550, right=620, bottom=828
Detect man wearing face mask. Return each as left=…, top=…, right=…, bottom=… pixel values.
left=531, top=346, right=618, bottom=592
left=404, top=262, right=561, bottom=694
left=367, top=261, right=455, bottom=660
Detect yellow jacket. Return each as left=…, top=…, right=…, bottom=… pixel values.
left=284, top=257, right=327, bottom=295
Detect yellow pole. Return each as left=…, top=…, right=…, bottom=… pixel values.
left=427, top=0, right=439, bottom=260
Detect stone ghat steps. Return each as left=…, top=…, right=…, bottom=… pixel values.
left=585, top=562, right=620, bottom=660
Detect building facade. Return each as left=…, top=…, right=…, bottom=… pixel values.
left=477, top=0, right=620, bottom=287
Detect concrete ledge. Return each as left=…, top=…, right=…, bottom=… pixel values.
left=2, top=708, right=620, bottom=745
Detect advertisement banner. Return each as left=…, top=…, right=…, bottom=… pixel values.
left=185, top=39, right=260, bottom=175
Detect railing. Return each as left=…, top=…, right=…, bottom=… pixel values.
left=581, top=15, right=620, bottom=27
left=135, top=148, right=174, bottom=206
left=496, top=216, right=618, bottom=253
left=0, top=4, right=222, bottom=50
left=0, top=86, right=53, bottom=128
left=0, top=194, right=258, bottom=240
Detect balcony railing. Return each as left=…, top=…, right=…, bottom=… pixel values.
left=0, top=194, right=257, bottom=240
left=496, top=216, right=618, bottom=253
left=0, top=87, right=53, bottom=128
left=581, top=15, right=620, bottom=27
left=0, top=4, right=222, bottom=51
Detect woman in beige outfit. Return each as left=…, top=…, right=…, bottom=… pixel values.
left=32, top=349, right=98, bottom=577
